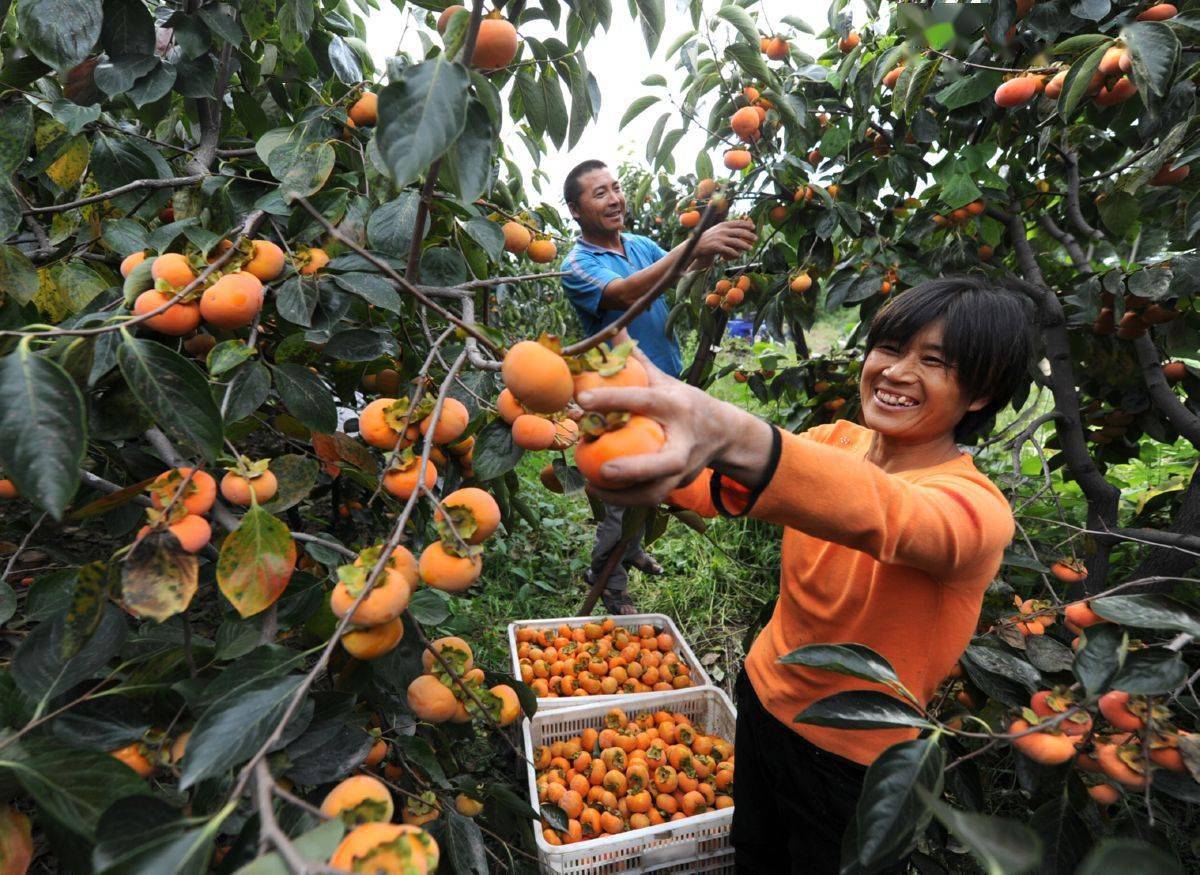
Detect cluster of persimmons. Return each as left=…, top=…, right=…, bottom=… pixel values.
left=516, top=618, right=695, bottom=699
left=535, top=705, right=734, bottom=845
left=135, top=462, right=276, bottom=554
left=404, top=635, right=521, bottom=728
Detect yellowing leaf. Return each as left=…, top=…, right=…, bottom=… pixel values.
left=46, top=135, right=91, bottom=189
left=217, top=506, right=297, bottom=617
left=121, top=533, right=199, bottom=622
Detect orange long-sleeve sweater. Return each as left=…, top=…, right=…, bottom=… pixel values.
left=669, top=420, right=1013, bottom=765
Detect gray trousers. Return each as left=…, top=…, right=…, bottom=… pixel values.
left=587, top=503, right=646, bottom=594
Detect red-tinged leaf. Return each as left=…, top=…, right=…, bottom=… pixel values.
left=70, top=476, right=155, bottom=520
left=120, top=532, right=198, bottom=622
left=311, top=433, right=342, bottom=477
left=331, top=432, right=378, bottom=473
left=217, top=506, right=297, bottom=617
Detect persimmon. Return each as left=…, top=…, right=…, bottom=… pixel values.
left=342, top=618, right=405, bottom=660
left=403, top=792, right=442, bottom=828
left=151, top=252, right=196, bottom=288
left=121, top=250, right=147, bottom=277
left=183, top=332, right=216, bottom=358
left=576, top=415, right=666, bottom=489
left=704, top=293, right=721, bottom=308
left=574, top=354, right=649, bottom=395
left=882, top=65, right=904, bottom=88
left=138, top=514, right=212, bottom=553
left=1148, top=733, right=1188, bottom=772
left=1098, top=691, right=1145, bottom=731
left=724, top=149, right=751, bottom=170
left=418, top=540, right=483, bottom=592
left=1008, top=719, right=1076, bottom=765
left=329, top=822, right=439, bottom=873
left=1094, top=77, right=1136, bottom=106
left=1087, top=783, right=1120, bottom=807
left=730, top=106, right=761, bottom=140
left=438, top=5, right=466, bottom=33
left=1099, top=45, right=1130, bottom=76
left=1136, top=3, right=1177, bottom=21
left=359, top=398, right=412, bottom=449
left=200, top=271, right=263, bottom=329
left=420, top=636, right=474, bottom=675
left=539, top=462, right=564, bottom=493
left=0, top=804, right=33, bottom=875
left=407, top=675, right=458, bottom=722
left=244, top=239, right=285, bottom=281
left=1163, top=361, right=1187, bottom=384
left=1064, top=600, right=1104, bottom=632
left=1150, top=162, right=1190, bottom=186
left=1044, top=70, right=1067, bottom=99
left=491, top=684, right=522, bottom=725
left=348, top=91, right=378, bottom=127
left=837, top=32, right=859, bottom=53
left=994, top=75, right=1042, bottom=108
left=298, top=247, right=330, bottom=275
left=1096, top=741, right=1149, bottom=789
left=134, top=290, right=202, bottom=336
left=150, top=468, right=217, bottom=515
left=790, top=272, right=812, bottom=293
left=110, top=742, right=155, bottom=777
left=768, top=204, right=789, bottom=225
left=679, top=210, right=701, bottom=228
left=472, top=15, right=519, bottom=69
left=1051, top=559, right=1087, bottom=583
left=512, top=414, right=557, bottom=450
left=419, top=397, right=469, bottom=444
left=528, top=237, right=557, bottom=263
left=321, top=775, right=395, bottom=825
left=435, top=487, right=500, bottom=544
left=331, top=546, right=418, bottom=624
left=219, top=466, right=277, bottom=506
left=501, top=220, right=533, bottom=254
left=765, top=36, right=790, bottom=60
left=695, top=177, right=717, bottom=200
left=383, top=455, right=437, bottom=500
left=502, top=340, right=573, bottom=412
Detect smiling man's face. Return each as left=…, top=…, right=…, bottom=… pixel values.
left=569, top=167, right=627, bottom=235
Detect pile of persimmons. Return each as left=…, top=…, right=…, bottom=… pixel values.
left=534, top=705, right=734, bottom=845
left=516, top=618, right=695, bottom=699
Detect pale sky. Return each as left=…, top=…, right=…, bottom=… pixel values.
left=365, top=2, right=854, bottom=214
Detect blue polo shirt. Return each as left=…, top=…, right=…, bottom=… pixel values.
left=561, top=233, right=683, bottom=378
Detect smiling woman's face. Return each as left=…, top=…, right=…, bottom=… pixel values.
left=859, top=320, right=987, bottom=443
left=570, top=168, right=627, bottom=235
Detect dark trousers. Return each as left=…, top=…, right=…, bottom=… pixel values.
left=732, top=669, right=908, bottom=875
left=587, top=503, right=646, bottom=594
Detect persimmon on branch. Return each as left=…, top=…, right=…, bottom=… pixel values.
left=1131, top=335, right=1200, bottom=446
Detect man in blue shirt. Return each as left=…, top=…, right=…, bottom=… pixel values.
left=560, top=159, right=756, bottom=612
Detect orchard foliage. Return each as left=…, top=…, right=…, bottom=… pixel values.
left=616, top=1, right=1200, bottom=872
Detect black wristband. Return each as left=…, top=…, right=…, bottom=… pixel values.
left=710, top=425, right=782, bottom=518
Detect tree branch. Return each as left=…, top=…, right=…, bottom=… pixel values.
left=1064, top=149, right=1102, bottom=240
left=23, top=175, right=206, bottom=216
left=1132, top=334, right=1200, bottom=446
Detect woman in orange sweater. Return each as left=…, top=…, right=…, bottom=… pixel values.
left=576, top=278, right=1033, bottom=873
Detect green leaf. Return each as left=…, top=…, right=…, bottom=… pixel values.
left=716, top=5, right=758, bottom=44
left=941, top=173, right=983, bottom=209
left=217, top=505, right=297, bottom=618
left=259, top=455, right=319, bottom=514
left=275, top=276, right=319, bottom=327
left=0, top=340, right=86, bottom=519
left=10, top=604, right=126, bottom=701
left=923, top=793, right=1042, bottom=875
left=232, top=820, right=345, bottom=875
left=269, top=141, right=336, bottom=201
left=794, top=691, right=932, bottom=730
left=367, top=191, right=424, bottom=257
left=0, top=739, right=145, bottom=837
left=59, top=560, right=109, bottom=659
left=325, top=328, right=397, bottom=362
left=1073, top=623, right=1126, bottom=696
left=846, top=739, right=944, bottom=870
left=1096, top=190, right=1139, bottom=236
left=903, top=56, right=942, bottom=121
left=1076, top=840, right=1183, bottom=875
left=1058, top=43, right=1107, bottom=119
left=0, top=244, right=39, bottom=305
left=935, top=70, right=1004, bottom=111
left=277, top=0, right=314, bottom=53
left=1123, top=21, right=1179, bottom=97
left=471, top=418, right=524, bottom=481
left=117, top=334, right=224, bottom=461
left=179, top=674, right=309, bottom=789
left=0, top=101, right=33, bottom=175
left=437, top=810, right=488, bottom=875
left=271, top=363, right=337, bottom=433
left=779, top=643, right=905, bottom=690
left=206, top=340, right=256, bottom=378
left=541, top=68, right=569, bottom=148
left=0, top=580, right=15, bottom=626
left=619, top=96, right=659, bottom=130
left=16, top=0, right=103, bottom=68
left=443, top=99, right=494, bottom=202
left=725, top=42, right=775, bottom=86
left=1051, top=33, right=1111, bottom=55
left=1092, top=594, right=1200, bottom=636
left=331, top=273, right=402, bottom=313
left=376, top=57, right=470, bottom=187
left=633, top=0, right=665, bottom=54
left=462, top=217, right=505, bottom=263
left=1110, top=648, right=1188, bottom=694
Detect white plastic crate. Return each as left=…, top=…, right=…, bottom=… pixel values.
left=507, top=613, right=713, bottom=710
left=522, top=686, right=737, bottom=874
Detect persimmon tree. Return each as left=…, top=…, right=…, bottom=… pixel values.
left=614, top=1, right=1200, bottom=871
left=0, top=0, right=684, bottom=871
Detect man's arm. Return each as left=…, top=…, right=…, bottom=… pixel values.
left=600, top=220, right=757, bottom=310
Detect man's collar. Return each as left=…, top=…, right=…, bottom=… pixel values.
left=575, top=232, right=628, bottom=254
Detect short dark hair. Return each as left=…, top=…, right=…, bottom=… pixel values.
left=563, top=159, right=608, bottom=206
left=865, top=276, right=1034, bottom=442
